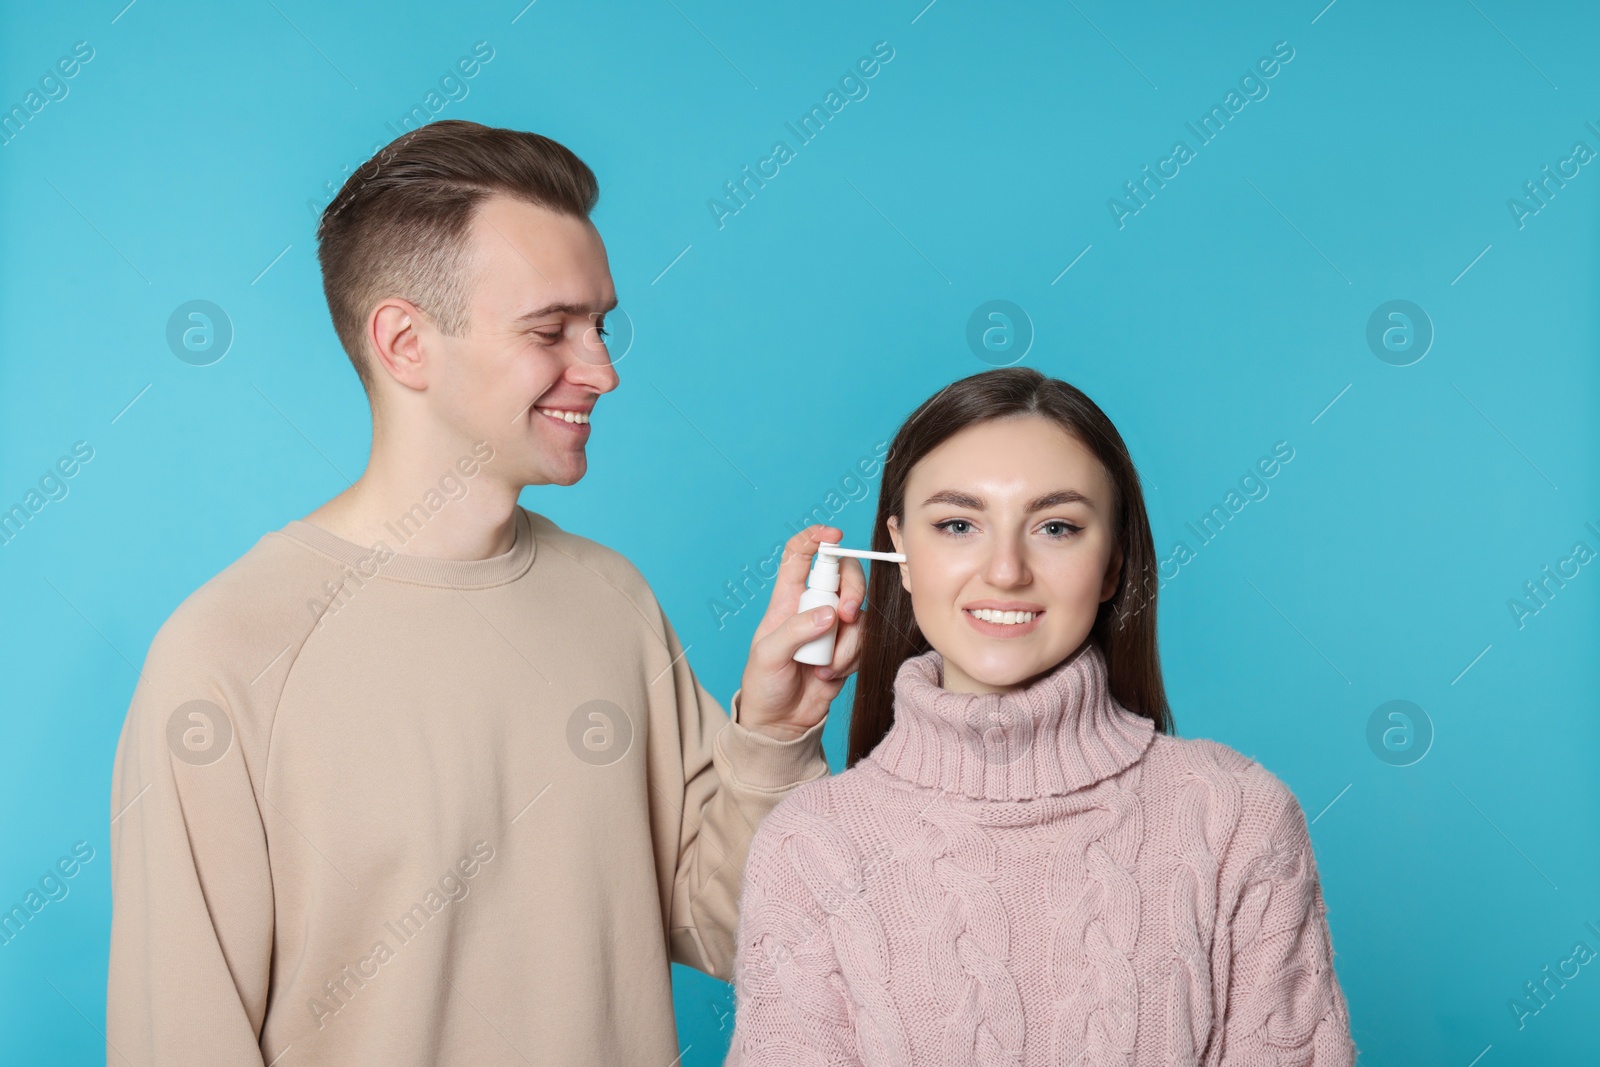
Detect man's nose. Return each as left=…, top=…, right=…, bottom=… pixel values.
left=571, top=332, right=620, bottom=393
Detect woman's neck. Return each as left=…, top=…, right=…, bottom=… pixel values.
left=936, top=652, right=1062, bottom=697
left=863, top=640, right=1157, bottom=802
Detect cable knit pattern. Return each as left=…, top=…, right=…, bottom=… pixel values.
left=1044, top=765, right=1144, bottom=1067
left=731, top=793, right=914, bottom=1067
left=1165, top=759, right=1243, bottom=1066
left=725, top=641, right=1356, bottom=1067
left=909, top=795, right=1025, bottom=1065
left=1216, top=799, right=1353, bottom=1066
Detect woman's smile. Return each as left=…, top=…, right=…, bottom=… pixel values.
left=961, top=602, right=1045, bottom=638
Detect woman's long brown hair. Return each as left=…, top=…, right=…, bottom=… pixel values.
left=846, top=367, right=1174, bottom=768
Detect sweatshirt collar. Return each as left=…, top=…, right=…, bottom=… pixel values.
left=278, top=506, right=536, bottom=589
left=865, top=639, right=1155, bottom=801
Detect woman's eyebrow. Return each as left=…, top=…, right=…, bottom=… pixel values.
left=920, top=488, right=1094, bottom=511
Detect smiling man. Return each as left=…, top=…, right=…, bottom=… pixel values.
left=107, top=121, right=864, bottom=1065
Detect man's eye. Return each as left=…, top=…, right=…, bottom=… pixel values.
left=594, top=326, right=609, bottom=339
left=534, top=329, right=561, bottom=343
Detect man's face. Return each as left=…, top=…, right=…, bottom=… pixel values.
left=427, top=194, right=619, bottom=488
left=886, top=415, right=1123, bottom=695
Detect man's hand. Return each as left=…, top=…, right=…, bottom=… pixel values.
left=736, top=525, right=868, bottom=741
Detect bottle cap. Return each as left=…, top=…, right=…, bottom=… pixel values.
left=806, top=543, right=843, bottom=593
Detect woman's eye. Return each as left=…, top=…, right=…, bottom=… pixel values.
left=933, top=519, right=975, bottom=537
left=594, top=326, right=609, bottom=339
left=1042, top=520, right=1082, bottom=537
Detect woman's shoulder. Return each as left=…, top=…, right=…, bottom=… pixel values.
left=1141, top=732, right=1312, bottom=840
left=759, top=761, right=886, bottom=831
left=741, top=765, right=894, bottom=903
left=747, top=762, right=912, bottom=871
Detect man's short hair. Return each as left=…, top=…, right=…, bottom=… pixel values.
left=315, top=121, right=599, bottom=395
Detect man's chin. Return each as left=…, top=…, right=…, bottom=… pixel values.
left=501, top=445, right=588, bottom=488
left=542, top=455, right=588, bottom=487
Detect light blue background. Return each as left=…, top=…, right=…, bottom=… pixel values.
left=3, top=0, right=1597, bottom=1062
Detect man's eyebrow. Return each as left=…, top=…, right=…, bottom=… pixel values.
left=513, top=297, right=618, bottom=323
left=920, top=488, right=1095, bottom=511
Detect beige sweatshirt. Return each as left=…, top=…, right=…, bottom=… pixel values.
left=107, top=505, right=830, bottom=1066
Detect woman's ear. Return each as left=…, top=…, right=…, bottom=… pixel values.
left=1100, top=543, right=1125, bottom=603
left=886, top=515, right=911, bottom=593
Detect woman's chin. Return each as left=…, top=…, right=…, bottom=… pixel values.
left=939, top=646, right=1055, bottom=694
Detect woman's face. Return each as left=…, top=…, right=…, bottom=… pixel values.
left=886, top=415, right=1123, bottom=695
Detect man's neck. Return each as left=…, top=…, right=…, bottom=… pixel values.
left=303, top=428, right=522, bottom=561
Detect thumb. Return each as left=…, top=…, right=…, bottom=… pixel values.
left=753, top=604, right=837, bottom=667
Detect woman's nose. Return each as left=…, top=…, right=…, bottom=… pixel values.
left=982, top=535, right=1031, bottom=587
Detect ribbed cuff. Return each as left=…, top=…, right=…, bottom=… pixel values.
left=716, top=693, right=830, bottom=792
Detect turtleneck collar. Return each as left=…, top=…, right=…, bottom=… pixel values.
left=864, top=639, right=1156, bottom=802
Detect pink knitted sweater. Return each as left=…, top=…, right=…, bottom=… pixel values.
left=725, top=640, right=1355, bottom=1066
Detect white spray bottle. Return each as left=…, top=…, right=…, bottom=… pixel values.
left=793, top=542, right=907, bottom=666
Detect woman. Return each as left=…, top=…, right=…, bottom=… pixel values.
left=726, top=368, right=1355, bottom=1065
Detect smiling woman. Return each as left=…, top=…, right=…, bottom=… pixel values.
left=850, top=369, right=1165, bottom=751
left=882, top=426, right=1124, bottom=696
left=725, top=367, right=1357, bottom=1065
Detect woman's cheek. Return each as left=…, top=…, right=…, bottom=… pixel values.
left=912, top=546, right=963, bottom=607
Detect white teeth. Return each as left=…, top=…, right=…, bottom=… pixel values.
left=535, top=407, right=590, bottom=424
left=968, top=608, right=1036, bottom=625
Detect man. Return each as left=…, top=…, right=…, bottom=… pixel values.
left=107, top=120, right=865, bottom=1065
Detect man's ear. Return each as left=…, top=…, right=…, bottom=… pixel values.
left=369, top=298, right=430, bottom=392
left=886, top=515, right=910, bottom=593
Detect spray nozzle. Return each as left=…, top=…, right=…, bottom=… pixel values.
left=793, top=542, right=907, bottom=665
left=804, top=541, right=906, bottom=593
left=816, top=542, right=908, bottom=563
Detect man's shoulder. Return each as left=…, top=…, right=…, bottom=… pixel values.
left=521, top=507, right=656, bottom=602
left=114, top=524, right=341, bottom=766
left=144, top=524, right=339, bottom=685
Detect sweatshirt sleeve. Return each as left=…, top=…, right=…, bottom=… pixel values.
left=1217, top=786, right=1356, bottom=1066
left=725, top=798, right=864, bottom=1066
left=660, top=613, right=831, bottom=980
left=107, top=625, right=275, bottom=1066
